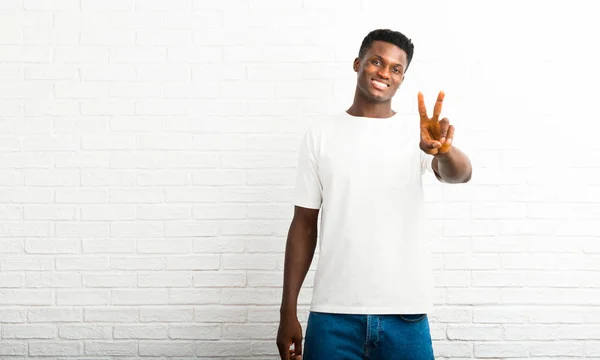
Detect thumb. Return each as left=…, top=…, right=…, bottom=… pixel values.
left=294, top=338, right=303, bottom=358
left=421, top=139, right=441, bottom=150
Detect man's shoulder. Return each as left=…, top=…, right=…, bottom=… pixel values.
left=300, top=113, right=343, bottom=138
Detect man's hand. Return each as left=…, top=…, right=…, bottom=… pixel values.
left=418, top=91, right=454, bottom=156
left=276, top=313, right=303, bottom=360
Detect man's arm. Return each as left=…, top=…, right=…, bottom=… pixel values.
left=279, top=205, right=319, bottom=314
left=432, top=146, right=472, bottom=183
left=276, top=205, right=319, bottom=359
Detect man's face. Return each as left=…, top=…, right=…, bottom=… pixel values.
left=354, top=40, right=408, bottom=103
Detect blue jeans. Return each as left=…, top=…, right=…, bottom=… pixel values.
left=303, top=312, right=435, bottom=360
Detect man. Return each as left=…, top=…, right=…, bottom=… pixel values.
left=276, top=29, right=472, bottom=360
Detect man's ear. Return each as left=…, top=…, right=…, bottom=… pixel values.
left=353, top=57, right=360, bottom=72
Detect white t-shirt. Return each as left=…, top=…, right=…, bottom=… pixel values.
left=292, top=111, right=436, bottom=315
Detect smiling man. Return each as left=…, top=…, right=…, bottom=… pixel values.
left=276, top=29, right=472, bottom=360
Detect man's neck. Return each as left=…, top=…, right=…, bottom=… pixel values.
left=346, top=103, right=395, bottom=119
left=346, top=91, right=395, bottom=119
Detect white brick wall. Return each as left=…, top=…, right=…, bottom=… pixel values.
left=0, top=0, right=598, bottom=358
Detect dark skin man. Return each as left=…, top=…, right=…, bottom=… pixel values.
left=277, top=40, right=472, bottom=360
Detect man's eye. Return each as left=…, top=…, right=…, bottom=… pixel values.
left=372, top=60, right=380, bottom=65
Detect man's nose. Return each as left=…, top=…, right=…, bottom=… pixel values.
left=377, top=67, right=390, bottom=79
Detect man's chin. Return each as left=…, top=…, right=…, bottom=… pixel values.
left=358, top=85, right=391, bottom=103
left=368, top=92, right=391, bottom=102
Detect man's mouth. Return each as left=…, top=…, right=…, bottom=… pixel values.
left=371, top=79, right=389, bottom=91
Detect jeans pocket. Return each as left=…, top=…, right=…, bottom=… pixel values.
left=399, top=314, right=427, bottom=322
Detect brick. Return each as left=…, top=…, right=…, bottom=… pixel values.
left=137, top=204, right=191, bottom=219
left=434, top=270, right=470, bottom=287
left=195, top=306, right=247, bottom=323
left=432, top=341, right=474, bottom=358
left=245, top=238, right=285, bottom=253
left=137, top=239, right=192, bottom=253
left=138, top=272, right=192, bottom=287
left=222, top=254, right=278, bottom=270
left=81, top=29, right=135, bottom=46
left=141, top=159, right=190, bottom=178
left=110, top=83, right=162, bottom=98
left=24, top=272, right=81, bottom=287
left=82, top=239, right=136, bottom=253
left=56, top=290, right=110, bottom=305
left=113, top=325, right=168, bottom=339
left=447, top=325, right=503, bottom=340
left=110, top=256, right=165, bottom=270
left=193, top=238, right=245, bottom=253
left=193, top=204, right=247, bottom=220
left=195, top=341, right=250, bottom=357
left=84, top=341, right=137, bottom=356
left=59, top=325, right=112, bottom=339
left=28, top=341, right=82, bottom=356
left=192, top=170, right=247, bottom=185
left=169, top=325, right=221, bottom=340
left=0, top=308, right=26, bottom=323
left=110, top=47, right=166, bottom=63
left=110, top=189, right=164, bottom=203
left=81, top=135, right=135, bottom=150
left=0, top=341, right=27, bottom=356
left=24, top=170, right=80, bottom=186
left=28, top=307, right=82, bottom=322
left=80, top=99, right=135, bottom=115
left=139, top=308, right=194, bottom=322
left=443, top=254, right=500, bottom=270
left=474, top=342, right=530, bottom=358
left=54, top=46, right=109, bottom=63
left=165, top=221, right=219, bottom=237
left=429, top=306, right=472, bottom=323
left=1, top=257, right=54, bottom=270
left=81, top=206, right=136, bottom=221
left=56, top=257, right=109, bottom=271
left=446, top=288, right=501, bottom=305
left=1, top=324, right=55, bottom=339
left=81, top=0, right=133, bottom=11
left=23, top=207, right=76, bottom=222
left=170, top=289, right=220, bottom=305
left=137, top=30, right=192, bottom=46
left=529, top=341, right=584, bottom=356
left=56, top=189, right=108, bottom=204
left=221, top=289, right=281, bottom=305
left=110, top=222, right=164, bottom=238
left=166, top=255, right=220, bottom=270
left=246, top=307, right=281, bottom=323
left=83, top=273, right=137, bottom=288
left=194, top=271, right=246, bottom=288
left=138, top=341, right=195, bottom=356
left=112, top=289, right=169, bottom=305
left=246, top=170, right=295, bottom=186
left=84, top=308, right=137, bottom=322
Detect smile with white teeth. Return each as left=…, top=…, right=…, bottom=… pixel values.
left=371, top=79, right=389, bottom=90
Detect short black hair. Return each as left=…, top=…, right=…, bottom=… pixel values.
left=358, top=29, right=415, bottom=70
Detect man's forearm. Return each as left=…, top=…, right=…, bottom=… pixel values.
left=433, top=146, right=472, bottom=183
left=280, top=220, right=318, bottom=315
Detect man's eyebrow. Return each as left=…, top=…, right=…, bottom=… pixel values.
left=370, top=55, right=404, bottom=69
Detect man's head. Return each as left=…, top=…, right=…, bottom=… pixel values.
left=353, top=29, right=414, bottom=103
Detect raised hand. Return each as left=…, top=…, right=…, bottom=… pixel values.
left=418, top=91, right=454, bottom=156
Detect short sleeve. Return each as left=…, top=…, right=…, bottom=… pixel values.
left=420, top=151, right=434, bottom=175
left=292, top=130, right=323, bottom=209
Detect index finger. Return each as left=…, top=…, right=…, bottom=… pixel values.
left=432, top=90, right=445, bottom=121
left=277, top=342, right=290, bottom=360
left=417, top=92, right=428, bottom=121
